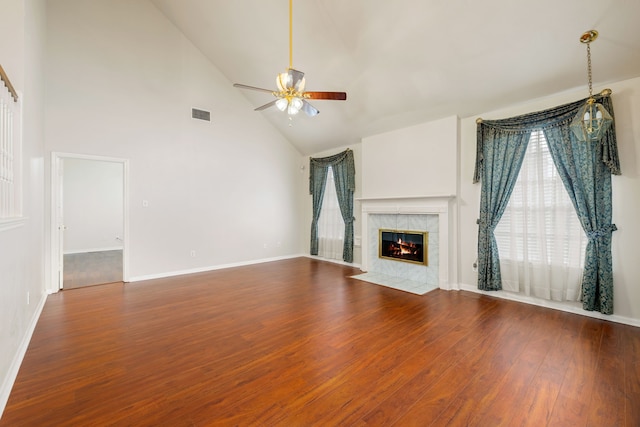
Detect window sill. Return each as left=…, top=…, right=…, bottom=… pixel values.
left=0, top=217, right=27, bottom=232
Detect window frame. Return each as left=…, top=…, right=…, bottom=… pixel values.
left=494, top=129, right=586, bottom=267
left=0, top=85, right=23, bottom=231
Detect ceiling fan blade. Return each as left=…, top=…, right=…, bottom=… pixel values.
left=288, top=69, right=305, bottom=90
left=305, top=91, right=347, bottom=101
left=301, top=100, right=319, bottom=117
left=254, top=100, right=278, bottom=111
left=233, top=83, right=274, bottom=94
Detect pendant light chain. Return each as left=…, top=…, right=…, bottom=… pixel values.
left=586, top=42, right=593, bottom=98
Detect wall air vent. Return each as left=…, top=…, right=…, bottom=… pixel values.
left=191, top=108, right=211, bottom=122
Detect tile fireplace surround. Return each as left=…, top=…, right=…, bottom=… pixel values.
left=355, top=196, right=455, bottom=294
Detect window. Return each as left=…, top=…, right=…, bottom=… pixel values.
left=494, top=130, right=587, bottom=301
left=317, top=166, right=345, bottom=260
left=0, top=79, right=21, bottom=221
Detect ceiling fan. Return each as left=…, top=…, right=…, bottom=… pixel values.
left=233, top=0, right=347, bottom=117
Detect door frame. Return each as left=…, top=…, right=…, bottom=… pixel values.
left=50, top=152, right=130, bottom=292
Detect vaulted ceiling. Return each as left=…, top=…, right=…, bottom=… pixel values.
left=150, top=0, right=640, bottom=155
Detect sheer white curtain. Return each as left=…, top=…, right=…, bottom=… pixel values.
left=317, top=166, right=345, bottom=260
left=495, top=130, right=587, bottom=301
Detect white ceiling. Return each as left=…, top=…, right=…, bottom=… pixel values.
left=150, top=0, right=640, bottom=155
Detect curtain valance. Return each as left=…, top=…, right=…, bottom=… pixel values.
left=309, top=149, right=355, bottom=194
left=474, top=93, right=620, bottom=183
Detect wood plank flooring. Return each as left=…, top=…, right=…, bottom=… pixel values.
left=2, top=257, right=639, bottom=426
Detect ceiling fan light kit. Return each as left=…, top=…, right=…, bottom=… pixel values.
left=233, top=0, right=347, bottom=118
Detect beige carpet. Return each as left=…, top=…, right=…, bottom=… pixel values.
left=63, top=250, right=123, bottom=289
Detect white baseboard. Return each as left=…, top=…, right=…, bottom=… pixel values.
left=127, top=254, right=307, bottom=283
left=457, top=282, right=640, bottom=328
left=0, top=292, right=47, bottom=418
left=305, top=255, right=362, bottom=270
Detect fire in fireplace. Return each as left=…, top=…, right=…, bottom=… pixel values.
left=379, top=229, right=428, bottom=266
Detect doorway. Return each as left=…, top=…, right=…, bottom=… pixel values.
left=51, top=153, right=129, bottom=291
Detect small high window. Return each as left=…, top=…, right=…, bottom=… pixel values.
left=0, top=77, right=22, bottom=221
left=317, top=166, right=345, bottom=260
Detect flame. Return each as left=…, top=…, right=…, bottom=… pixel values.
left=397, top=238, right=414, bottom=255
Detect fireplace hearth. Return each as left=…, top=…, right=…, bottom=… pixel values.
left=379, top=229, right=428, bottom=266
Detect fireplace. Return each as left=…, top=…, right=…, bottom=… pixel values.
left=357, top=195, right=455, bottom=291
left=379, top=229, right=428, bottom=266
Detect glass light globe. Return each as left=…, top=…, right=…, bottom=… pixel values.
left=288, top=97, right=303, bottom=115
left=570, top=99, right=613, bottom=142
left=291, top=97, right=303, bottom=111
left=275, top=98, right=288, bottom=112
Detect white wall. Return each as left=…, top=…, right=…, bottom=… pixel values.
left=361, top=116, right=458, bottom=198
left=0, top=0, right=46, bottom=416
left=0, top=0, right=24, bottom=90
left=458, top=76, right=640, bottom=325
left=63, top=158, right=124, bottom=253
left=45, top=0, right=305, bottom=281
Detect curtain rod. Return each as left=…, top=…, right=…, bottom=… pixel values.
left=0, top=64, right=18, bottom=102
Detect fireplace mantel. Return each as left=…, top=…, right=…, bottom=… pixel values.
left=359, top=195, right=456, bottom=290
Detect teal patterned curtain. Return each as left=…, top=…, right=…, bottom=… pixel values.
left=543, top=96, right=618, bottom=314
left=474, top=130, right=531, bottom=291
left=474, top=93, right=620, bottom=314
left=332, top=157, right=355, bottom=262
left=309, top=149, right=356, bottom=262
left=309, top=166, right=329, bottom=256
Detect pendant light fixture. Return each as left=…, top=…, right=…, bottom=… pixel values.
left=569, top=30, right=613, bottom=142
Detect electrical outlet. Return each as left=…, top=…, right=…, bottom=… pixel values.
left=472, top=261, right=478, bottom=272
left=263, top=243, right=268, bottom=249
left=190, top=250, right=196, bottom=258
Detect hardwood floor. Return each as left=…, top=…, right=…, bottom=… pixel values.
left=2, top=257, right=639, bottom=426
